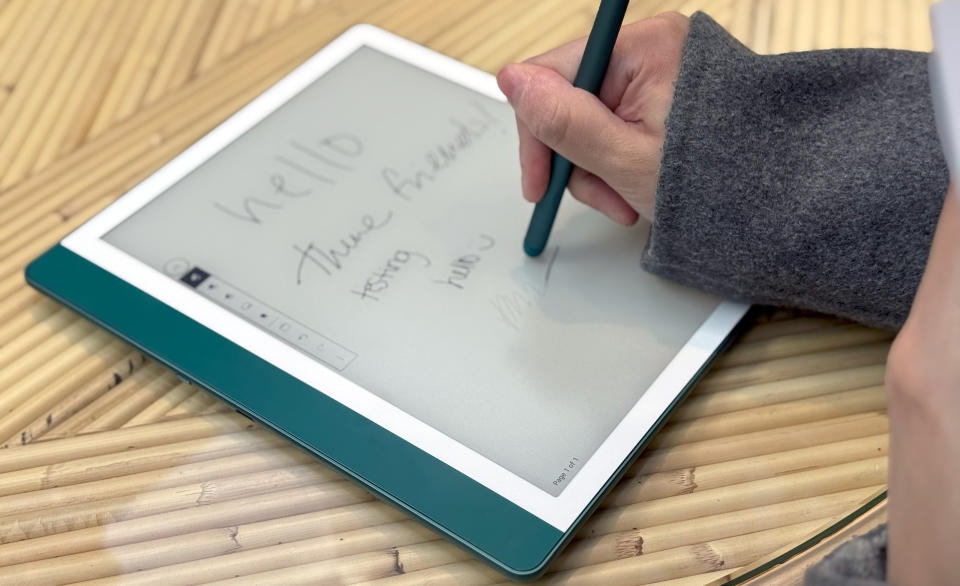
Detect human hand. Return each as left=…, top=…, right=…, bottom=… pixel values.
left=496, top=12, right=689, bottom=225
left=886, top=186, right=960, bottom=584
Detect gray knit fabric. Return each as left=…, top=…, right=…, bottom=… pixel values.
left=643, top=12, right=950, bottom=331
left=641, top=12, right=953, bottom=584
left=805, top=525, right=889, bottom=586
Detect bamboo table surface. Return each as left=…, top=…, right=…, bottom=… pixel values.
left=0, top=0, right=935, bottom=584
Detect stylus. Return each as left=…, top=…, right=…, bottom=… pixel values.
left=522, top=0, right=630, bottom=257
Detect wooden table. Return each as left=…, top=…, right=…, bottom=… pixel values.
left=0, top=0, right=931, bottom=583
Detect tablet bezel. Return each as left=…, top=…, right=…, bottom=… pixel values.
left=28, top=24, right=750, bottom=578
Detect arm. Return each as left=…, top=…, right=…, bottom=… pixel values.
left=804, top=187, right=960, bottom=586
left=885, top=185, right=960, bottom=584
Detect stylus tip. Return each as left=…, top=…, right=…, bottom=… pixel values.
left=524, top=239, right=545, bottom=257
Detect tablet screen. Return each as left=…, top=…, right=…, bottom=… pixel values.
left=96, top=45, right=725, bottom=504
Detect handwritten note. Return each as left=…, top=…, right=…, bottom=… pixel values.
left=105, top=46, right=722, bottom=496
left=203, top=95, right=520, bottom=319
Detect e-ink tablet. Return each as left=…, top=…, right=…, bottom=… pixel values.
left=26, top=25, right=749, bottom=579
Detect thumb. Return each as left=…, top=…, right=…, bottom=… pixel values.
left=497, top=62, right=639, bottom=179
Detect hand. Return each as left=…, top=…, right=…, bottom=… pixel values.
left=886, top=186, right=960, bottom=584
left=496, top=12, right=689, bottom=225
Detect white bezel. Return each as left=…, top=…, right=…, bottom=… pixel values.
left=62, top=24, right=749, bottom=531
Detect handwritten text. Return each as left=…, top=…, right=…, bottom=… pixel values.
left=381, top=102, right=496, bottom=200
left=293, top=211, right=394, bottom=284
left=351, top=250, right=432, bottom=302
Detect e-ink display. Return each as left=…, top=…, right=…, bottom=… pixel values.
left=105, top=47, right=722, bottom=495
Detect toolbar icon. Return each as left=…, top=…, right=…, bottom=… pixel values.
left=180, top=267, right=210, bottom=288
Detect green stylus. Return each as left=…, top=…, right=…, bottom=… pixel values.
left=523, top=0, right=629, bottom=257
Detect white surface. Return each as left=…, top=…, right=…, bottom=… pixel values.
left=931, top=0, right=960, bottom=183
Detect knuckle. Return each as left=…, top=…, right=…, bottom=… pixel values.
left=629, top=12, right=688, bottom=46
left=652, top=11, right=688, bottom=33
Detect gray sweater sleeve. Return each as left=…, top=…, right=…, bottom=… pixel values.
left=642, top=12, right=950, bottom=331
left=641, top=13, right=949, bottom=585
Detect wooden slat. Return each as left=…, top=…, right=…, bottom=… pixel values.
left=0, top=0, right=28, bottom=58
left=30, top=0, right=145, bottom=172
left=85, top=0, right=180, bottom=138
left=862, top=0, right=886, bottom=47
left=0, top=0, right=87, bottom=186
left=841, top=0, right=863, bottom=48
left=816, top=0, right=842, bottom=49
left=140, top=0, right=224, bottom=106
left=54, top=0, right=152, bottom=156
left=103, top=0, right=188, bottom=130
left=196, top=0, right=249, bottom=74
left=1, top=0, right=112, bottom=185
left=0, top=1, right=58, bottom=104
